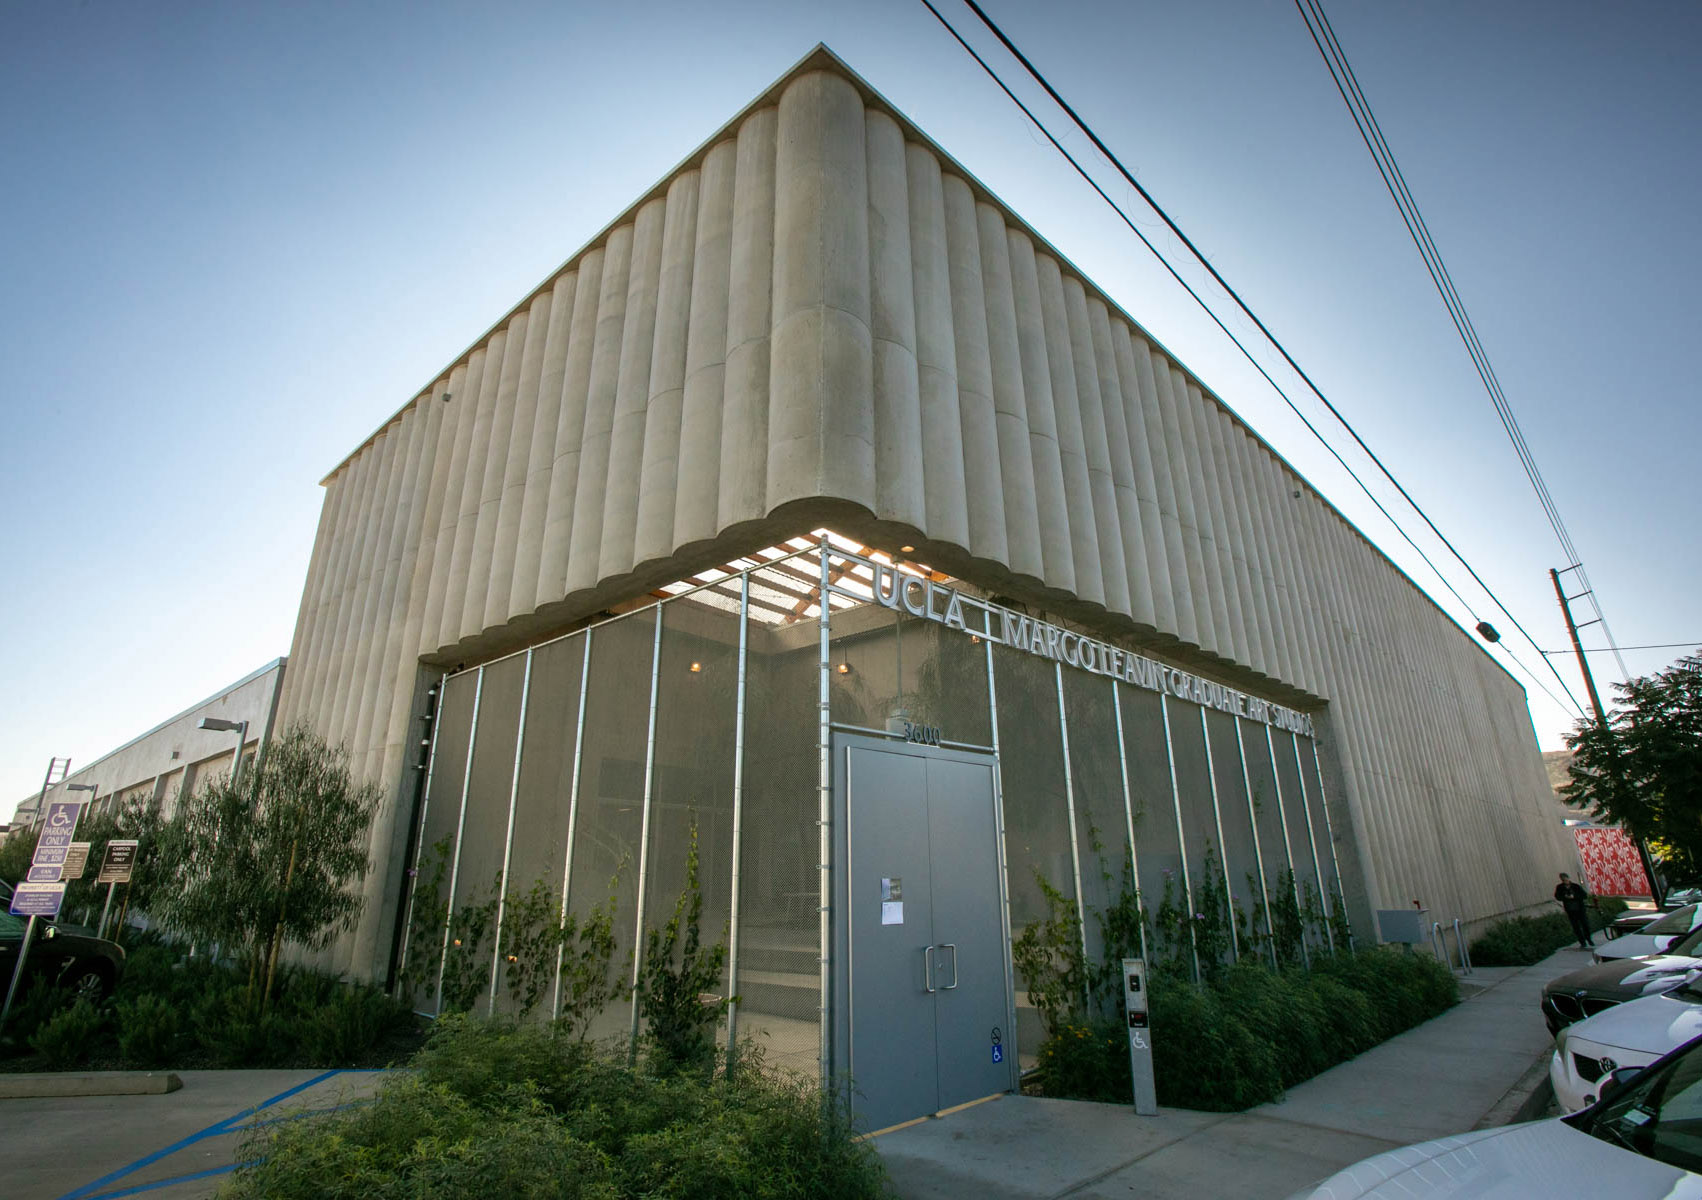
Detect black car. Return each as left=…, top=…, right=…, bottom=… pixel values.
left=0, top=884, right=126, bottom=1003
left=1543, top=924, right=1702, bottom=1036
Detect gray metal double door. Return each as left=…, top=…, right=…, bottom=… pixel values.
left=839, top=737, right=1014, bottom=1132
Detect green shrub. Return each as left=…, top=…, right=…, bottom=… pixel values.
left=30, top=997, right=107, bottom=1067
left=1469, top=900, right=1628, bottom=967
left=116, top=993, right=183, bottom=1066
left=300, top=985, right=412, bottom=1065
left=226, top=1020, right=887, bottom=1200
left=1150, top=980, right=1283, bottom=1111
left=194, top=985, right=297, bottom=1067
left=0, top=985, right=71, bottom=1056
left=1036, top=1019, right=1130, bottom=1102
left=223, top=1076, right=619, bottom=1200
left=1035, top=947, right=1457, bottom=1112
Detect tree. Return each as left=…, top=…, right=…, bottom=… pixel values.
left=1564, top=652, right=1702, bottom=879
left=151, top=724, right=379, bottom=1010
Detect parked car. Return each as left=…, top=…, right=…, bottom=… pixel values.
left=1550, top=983, right=1702, bottom=1112
left=1595, top=904, right=1702, bottom=963
left=1608, top=910, right=1670, bottom=940
left=1296, top=1033, right=1702, bottom=1197
left=1542, top=926, right=1702, bottom=1035
left=0, top=886, right=126, bottom=1003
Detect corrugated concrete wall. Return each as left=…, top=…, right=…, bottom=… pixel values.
left=276, top=50, right=1573, bottom=980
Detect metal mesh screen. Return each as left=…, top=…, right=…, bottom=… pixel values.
left=1119, top=687, right=1183, bottom=958
left=639, top=588, right=741, bottom=1041
left=1239, top=716, right=1295, bottom=962
left=1165, top=699, right=1225, bottom=962
left=1273, top=729, right=1325, bottom=949
left=401, top=670, right=477, bottom=1011
left=563, top=608, right=656, bottom=1044
left=1205, top=708, right=1261, bottom=961
left=1298, top=737, right=1343, bottom=926
left=733, top=564, right=823, bottom=1075
left=491, top=634, right=586, bottom=1016
left=992, top=646, right=1074, bottom=1063
left=1060, top=669, right=1129, bottom=999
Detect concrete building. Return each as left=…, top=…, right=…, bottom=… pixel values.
left=11, top=659, right=287, bottom=835
left=269, top=47, right=1572, bottom=1127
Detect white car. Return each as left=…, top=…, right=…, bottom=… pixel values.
left=1552, top=981, right=1702, bottom=1112
left=1596, top=904, right=1702, bottom=963
left=1298, top=1034, right=1702, bottom=1198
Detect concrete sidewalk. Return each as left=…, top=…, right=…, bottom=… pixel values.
left=875, top=947, right=1591, bottom=1199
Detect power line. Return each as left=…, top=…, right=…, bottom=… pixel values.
left=922, top=0, right=1585, bottom=718
left=1542, top=642, right=1701, bottom=656
left=1293, top=0, right=1629, bottom=685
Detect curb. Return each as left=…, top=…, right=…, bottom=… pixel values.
left=0, top=1071, right=182, bottom=1099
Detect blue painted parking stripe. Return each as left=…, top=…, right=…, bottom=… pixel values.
left=56, top=1070, right=343, bottom=1200
left=77, top=1162, right=249, bottom=1200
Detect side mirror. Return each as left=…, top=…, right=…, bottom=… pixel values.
left=43, top=926, right=57, bottom=940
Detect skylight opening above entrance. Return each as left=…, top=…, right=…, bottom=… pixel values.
left=648, top=529, right=957, bottom=627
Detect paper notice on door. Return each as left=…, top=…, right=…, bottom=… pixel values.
left=881, top=877, right=903, bottom=924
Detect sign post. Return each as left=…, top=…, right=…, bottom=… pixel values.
left=95, top=840, right=139, bottom=940
left=1, top=799, right=85, bottom=1033
left=1123, top=957, right=1157, bottom=1115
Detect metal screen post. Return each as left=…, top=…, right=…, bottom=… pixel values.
left=985, top=635, right=1021, bottom=1094
left=1199, top=709, right=1238, bottom=962
left=1159, top=694, right=1201, bottom=983
left=1236, top=718, right=1279, bottom=969
left=1054, top=662, right=1091, bottom=1003
left=1111, top=682, right=1148, bottom=963
left=627, top=613, right=665, bottom=1058
left=1265, top=725, right=1310, bottom=970
left=1306, top=739, right=1354, bottom=951
left=395, top=677, right=446, bottom=990
left=817, top=543, right=833, bottom=1086
left=725, top=571, right=750, bottom=1057
left=550, top=632, right=593, bottom=1021
left=488, top=649, right=533, bottom=1014
left=436, top=668, right=484, bottom=1013
left=1290, top=731, right=1335, bottom=952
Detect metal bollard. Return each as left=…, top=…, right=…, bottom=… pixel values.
left=1431, top=921, right=1449, bottom=969
left=1454, top=918, right=1473, bottom=974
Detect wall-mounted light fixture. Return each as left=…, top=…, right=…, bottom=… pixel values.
left=836, top=663, right=852, bottom=675
left=689, top=661, right=703, bottom=673
left=900, top=545, right=915, bottom=554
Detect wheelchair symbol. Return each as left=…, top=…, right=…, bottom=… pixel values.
left=1131, top=1030, right=1149, bottom=1052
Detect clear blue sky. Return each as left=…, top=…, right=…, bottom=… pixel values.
left=4, top=0, right=1696, bottom=809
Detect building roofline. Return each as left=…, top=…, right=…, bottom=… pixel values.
left=14, top=657, right=288, bottom=808
left=315, top=43, right=1527, bottom=697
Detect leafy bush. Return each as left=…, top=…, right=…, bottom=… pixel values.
left=225, top=1017, right=888, bottom=1200
left=30, top=997, right=107, bottom=1067
left=635, top=823, right=726, bottom=1075
left=301, top=985, right=413, bottom=1065
left=1035, top=948, right=1457, bottom=1111
left=1469, top=899, right=1629, bottom=967
left=116, top=993, right=183, bottom=1066
left=194, top=985, right=297, bottom=1067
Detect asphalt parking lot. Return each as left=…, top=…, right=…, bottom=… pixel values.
left=0, top=1068, right=387, bottom=1200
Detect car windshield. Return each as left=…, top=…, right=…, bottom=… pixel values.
left=1645, top=905, right=1701, bottom=936
left=1668, top=926, right=1702, bottom=957
left=1582, top=1042, right=1702, bottom=1173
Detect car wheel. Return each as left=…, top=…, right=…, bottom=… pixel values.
left=64, top=963, right=112, bottom=1004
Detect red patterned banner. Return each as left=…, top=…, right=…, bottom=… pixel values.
left=1573, top=826, right=1653, bottom=897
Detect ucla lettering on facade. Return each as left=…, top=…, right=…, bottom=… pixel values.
left=855, top=557, right=1315, bottom=739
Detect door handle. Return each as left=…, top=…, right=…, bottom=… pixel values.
left=923, top=944, right=936, bottom=993
left=940, top=943, right=959, bottom=990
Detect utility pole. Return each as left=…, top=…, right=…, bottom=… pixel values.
left=1552, top=566, right=1664, bottom=907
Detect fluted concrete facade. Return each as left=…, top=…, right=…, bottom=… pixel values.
left=277, top=48, right=1573, bottom=980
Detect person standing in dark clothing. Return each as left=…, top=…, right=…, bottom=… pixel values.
left=1555, top=872, right=1595, bottom=948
